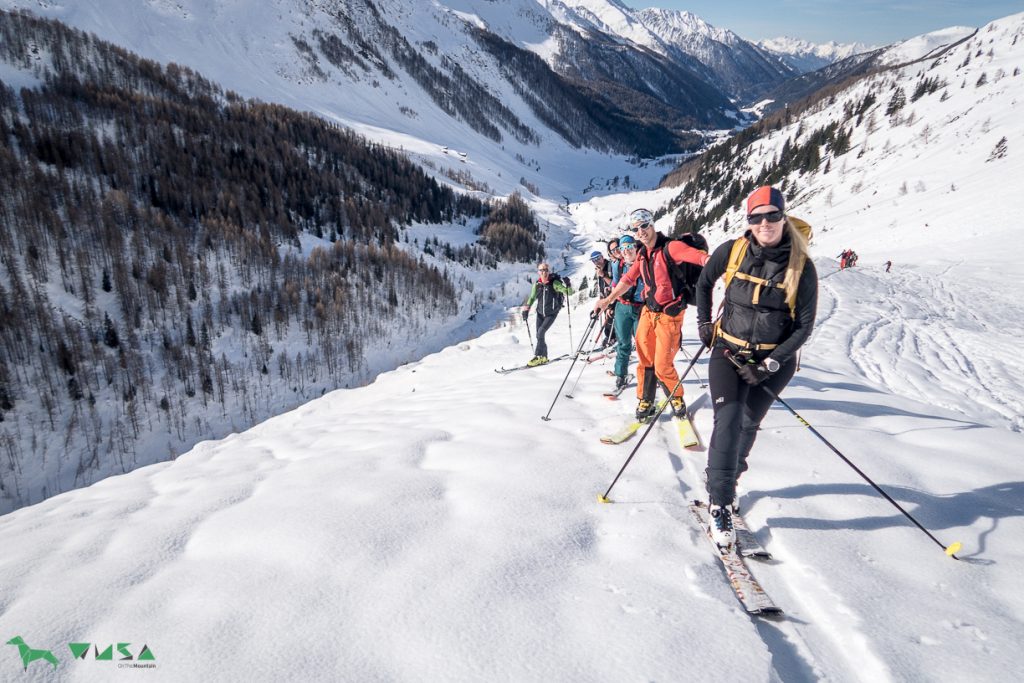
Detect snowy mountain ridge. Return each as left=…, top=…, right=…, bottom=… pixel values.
left=550, top=0, right=796, bottom=100
left=876, top=24, right=977, bottom=65
left=757, top=36, right=874, bottom=72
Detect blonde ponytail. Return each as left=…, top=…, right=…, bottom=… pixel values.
left=781, top=218, right=809, bottom=313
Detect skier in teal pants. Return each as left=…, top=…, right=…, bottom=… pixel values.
left=610, top=234, right=645, bottom=391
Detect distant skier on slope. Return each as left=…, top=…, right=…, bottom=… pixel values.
left=695, top=186, right=819, bottom=550
left=522, top=262, right=573, bottom=367
left=594, top=208, right=710, bottom=422
left=885, top=260, right=893, bottom=273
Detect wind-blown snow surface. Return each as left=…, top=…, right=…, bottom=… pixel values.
left=1, top=217, right=1023, bottom=680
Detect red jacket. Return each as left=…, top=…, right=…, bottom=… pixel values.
left=619, top=233, right=709, bottom=311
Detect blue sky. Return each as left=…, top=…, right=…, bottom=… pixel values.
left=626, top=1, right=1021, bottom=45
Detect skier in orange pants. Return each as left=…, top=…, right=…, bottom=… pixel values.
left=595, top=208, right=709, bottom=421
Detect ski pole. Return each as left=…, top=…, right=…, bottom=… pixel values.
left=598, top=345, right=706, bottom=502
left=761, top=385, right=962, bottom=560
left=565, top=329, right=615, bottom=399
left=525, top=310, right=533, bottom=350
left=566, top=291, right=574, bottom=353
left=592, top=313, right=603, bottom=343
left=541, top=313, right=599, bottom=421
left=564, top=347, right=597, bottom=399
left=678, top=344, right=707, bottom=388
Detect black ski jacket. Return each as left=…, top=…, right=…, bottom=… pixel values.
left=695, top=230, right=818, bottom=364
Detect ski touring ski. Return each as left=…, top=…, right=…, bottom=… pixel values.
left=494, top=354, right=571, bottom=375
left=688, top=501, right=782, bottom=617
left=673, top=415, right=700, bottom=449
left=599, top=420, right=643, bottom=445
left=732, top=510, right=772, bottom=560
left=598, top=399, right=667, bottom=444
left=602, top=374, right=635, bottom=400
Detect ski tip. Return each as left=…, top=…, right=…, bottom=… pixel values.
left=597, top=495, right=611, bottom=504
left=945, top=541, right=963, bottom=557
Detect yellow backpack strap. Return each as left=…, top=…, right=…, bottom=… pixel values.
left=714, top=237, right=750, bottom=338
left=722, top=237, right=749, bottom=289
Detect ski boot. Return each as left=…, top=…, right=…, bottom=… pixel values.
left=708, top=503, right=735, bottom=551
left=670, top=395, right=687, bottom=418
left=635, top=399, right=655, bottom=422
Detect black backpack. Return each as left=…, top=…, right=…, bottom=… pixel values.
left=661, top=232, right=708, bottom=307
left=548, top=273, right=566, bottom=309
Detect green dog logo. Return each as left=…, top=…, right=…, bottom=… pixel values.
left=6, top=636, right=59, bottom=671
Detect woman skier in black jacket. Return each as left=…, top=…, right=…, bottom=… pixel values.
left=694, top=186, right=818, bottom=550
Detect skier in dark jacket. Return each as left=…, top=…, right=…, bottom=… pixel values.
left=522, top=262, right=573, bottom=366
left=695, top=186, right=818, bottom=550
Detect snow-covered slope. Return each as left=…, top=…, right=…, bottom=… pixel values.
left=758, top=36, right=874, bottom=73
left=1, top=204, right=1021, bottom=680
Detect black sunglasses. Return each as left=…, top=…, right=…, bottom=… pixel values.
left=747, top=211, right=785, bottom=225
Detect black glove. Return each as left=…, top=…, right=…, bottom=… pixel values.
left=562, top=276, right=571, bottom=288
left=698, top=322, right=715, bottom=349
left=521, top=309, right=529, bottom=321
left=735, top=360, right=773, bottom=386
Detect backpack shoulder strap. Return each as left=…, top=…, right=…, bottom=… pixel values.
left=722, top=237, right=750, bottom=288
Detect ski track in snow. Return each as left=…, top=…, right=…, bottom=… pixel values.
left=656, top=420, right=894, bottom=683
left=817, top=262, right=1024, bottom=432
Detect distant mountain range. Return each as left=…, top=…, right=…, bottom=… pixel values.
left=0, top=0, right=873, bottom=160
left=757, top=36, right=875, bottom=73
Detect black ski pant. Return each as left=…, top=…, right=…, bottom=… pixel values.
left=534, top=310, right=560, bottom=358
left=705, top=347, right=796, bottom=507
